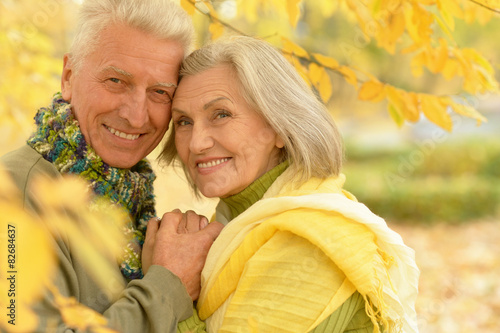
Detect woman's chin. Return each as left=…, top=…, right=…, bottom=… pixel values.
left=198, top=185, right=227, bottom=199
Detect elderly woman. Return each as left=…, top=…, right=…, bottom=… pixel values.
left=162, top=37, right=419, bottom=333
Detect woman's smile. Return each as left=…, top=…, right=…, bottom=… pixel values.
left=195, top=157, right=231, bottom=174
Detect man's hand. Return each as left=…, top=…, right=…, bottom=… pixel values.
left=142, top=209, right=224, bottom=300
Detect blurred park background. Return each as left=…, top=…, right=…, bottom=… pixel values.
left=1, top=0, right=499, bottom=332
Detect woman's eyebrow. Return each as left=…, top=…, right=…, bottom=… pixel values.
left=204, top=97, right=230, bottom=110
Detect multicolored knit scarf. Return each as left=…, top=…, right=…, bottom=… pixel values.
left=27, top=92, right=156, bottom=280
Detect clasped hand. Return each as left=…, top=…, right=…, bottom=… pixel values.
left=142, top=209, right=224, bottom=300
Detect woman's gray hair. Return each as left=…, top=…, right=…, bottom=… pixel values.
left=69, top=0, right=194, bottom=72
left=161, top=36, right=343, bottom=190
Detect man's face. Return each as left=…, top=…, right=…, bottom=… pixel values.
left=61, top=23, right=185, bottom=168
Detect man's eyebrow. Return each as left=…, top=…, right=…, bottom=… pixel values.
left=156, top=82, right=177, bottom=89
left=102, top=66, right=177, bottom=88
left=103, top=66, right=133, bottom=77
left=203, top=97, right=230, bottom=110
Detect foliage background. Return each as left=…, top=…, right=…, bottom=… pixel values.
left=1, top=0, right=499, bottom=332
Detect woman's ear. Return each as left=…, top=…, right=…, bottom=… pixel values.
left=275, top=135, right=285, bottom=149
left=61, top=54, right=73, bottom=101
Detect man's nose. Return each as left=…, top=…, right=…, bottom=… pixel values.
left=119, top=91, right=148, bottom=128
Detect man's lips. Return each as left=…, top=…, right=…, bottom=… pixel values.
left=105, top=125, right=141, bottom=141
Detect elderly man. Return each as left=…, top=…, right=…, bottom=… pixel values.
left=0, top=0, right=222, bottom=332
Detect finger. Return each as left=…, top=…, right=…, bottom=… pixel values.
left=178, top=212, right=188, bottom=233
left=158, top=211, right=183, bottom=233
left=145, top=216, right=161, bottom=242
left=184, top=210, right=203, bottom=233
left=201, top=221, right=224, bottom=241
left=142, top=217, right=161, bottom=275
left=199, top=216, right=209, bottom=230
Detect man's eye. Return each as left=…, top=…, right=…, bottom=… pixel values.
left=109, top=78, right=121, bottom=84
left=155, top=89, right=167, bottom=95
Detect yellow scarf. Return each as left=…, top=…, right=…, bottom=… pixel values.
left=198, top=171, right=419, bottom=332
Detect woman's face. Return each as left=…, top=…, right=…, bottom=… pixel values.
left=172, top=65, right=284, bottom=198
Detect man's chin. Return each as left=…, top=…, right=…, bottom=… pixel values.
left=101, top=154, right=142, bottom=169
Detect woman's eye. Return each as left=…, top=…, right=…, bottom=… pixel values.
left=215, top=110, right=231, bottom=119
left=176, top=119, right=192, bottom=126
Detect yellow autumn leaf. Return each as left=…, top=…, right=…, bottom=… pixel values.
left=284, top=53, right=312, bottom=87
left=308, top=62, right=323, bottom=85
left=358, top=80, right=386, bottom=102
left=286, top=0, right=302, bottom=27
left=312, top=53, right=339, bottom=69
left=402, top=92, right=421, bottom=123
left=476, top=5, right=494, bottom=25
left=438, top=0, right=464, bottom=19
left=442, top=58, right=461, bottom=80
left=281, top=36, right=310, bottom=59
left=386, top=86, right=420, bottom=123
left=463, top=48, right=495, bottom=74
left=337, top=66, right=358, bottom=87
left=439, top=7, right=455, bottom=31
left=180, top=0, right=196, bottom=15
left=420, top=95, right=453, bottom=131
left=49, top=285, right=118, bottom=332
left=388, top=103, right=404, bottom=128
left=436, top=38, right=449, bottom=72
left=386, top=86, right=404, bottom=114
left=31, top=175, right=128, bottom=295
left=433, top=13, right=455, bottom=43
left=405, top=3, right=434, bottom=46
left=427, top=39, right=449, bottom=74
left=474, top=65, right=499, bottom=93
left=0, top=170, right=57, bottom=333
left=403, top=5, right=420, bottom=44
left=209, top=21, right=224, bottom=40
left=449, top=100, right=488, bottom=125
left=377, top=11, right=405, bottom=54
left=318, top=68, right=333, bottom=103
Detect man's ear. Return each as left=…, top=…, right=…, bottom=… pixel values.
left=61, top=54, right=73, bottom=101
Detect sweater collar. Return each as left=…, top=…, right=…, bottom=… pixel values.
left=220, top=161, right=289, bottom=220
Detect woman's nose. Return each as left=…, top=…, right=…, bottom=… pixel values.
left=189, top=124, right=215, bottom=154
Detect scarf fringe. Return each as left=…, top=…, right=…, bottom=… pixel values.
left=363, top=249, right=404, bottom=333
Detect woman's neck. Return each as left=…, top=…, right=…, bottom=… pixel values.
left=221, top=161, right=289, bottom=220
